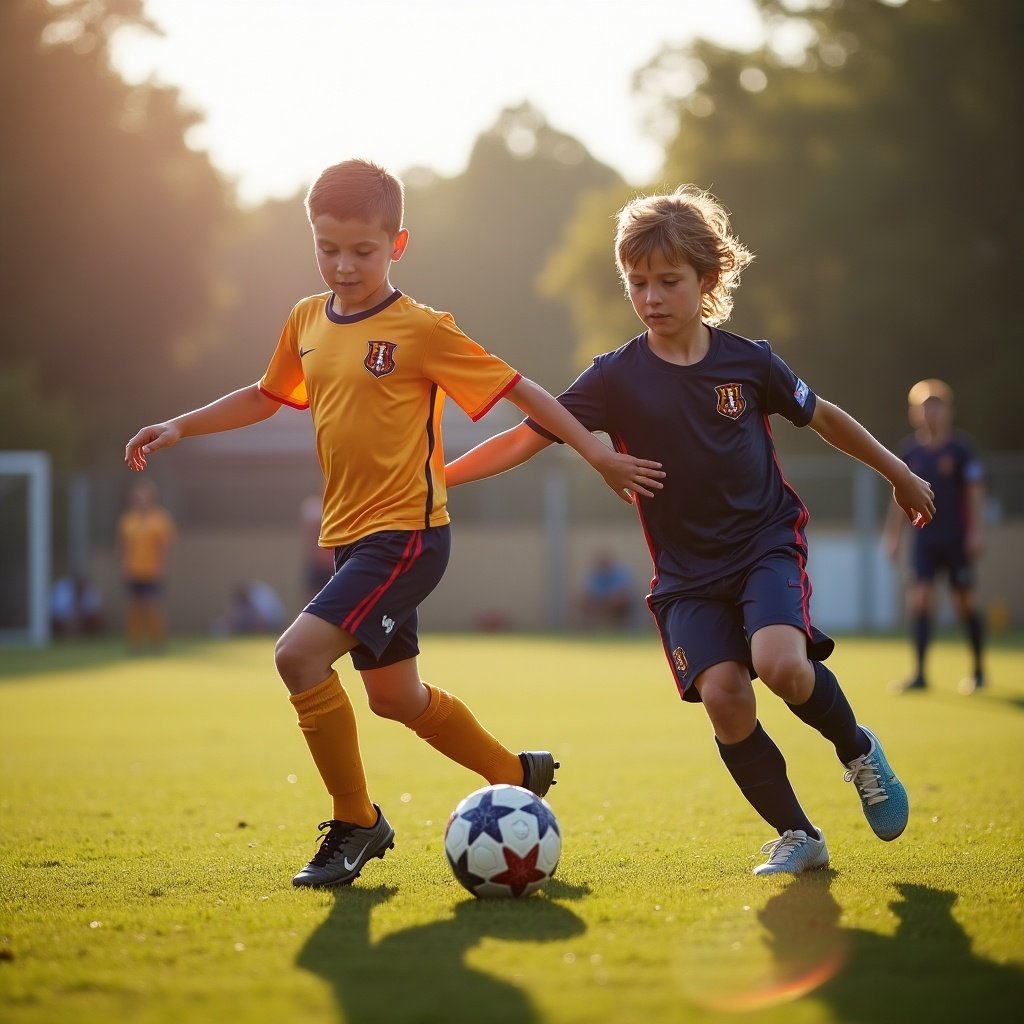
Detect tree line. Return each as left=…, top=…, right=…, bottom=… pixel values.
left=1, top=0, right=1019, bottom=472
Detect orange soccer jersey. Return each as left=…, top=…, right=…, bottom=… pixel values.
left=118, top=506, right=175, bottom=582
left=259, top=290, right=520, bottom=546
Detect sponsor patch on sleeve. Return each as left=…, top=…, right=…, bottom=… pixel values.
left=794, top=379, right=809, bottom=407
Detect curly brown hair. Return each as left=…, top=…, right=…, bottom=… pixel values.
left=614, top=186, right=753, bottom=325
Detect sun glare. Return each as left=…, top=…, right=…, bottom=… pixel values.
left=109, top=0, right=764, bottom=205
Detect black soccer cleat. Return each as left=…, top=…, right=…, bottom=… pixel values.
left=518, top=751, right=559, bottom=798
left=291, top=805, right=395, bottom=888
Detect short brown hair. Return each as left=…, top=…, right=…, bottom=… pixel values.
left=305, top=159, right=404, bottom=236
left=908, top=378, right=953, bottom=406
left=614, top=186, right=753, bottom=325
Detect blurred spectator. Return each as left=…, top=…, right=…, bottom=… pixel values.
left=50, top=573, right=106, bottom=637
left=117, top=481, right=175, bottom=653
left=579, top=550, right=638, bottom=629
left=212, top=580, right=285, bottom=636
left=300, top=492, right=337, bottom=600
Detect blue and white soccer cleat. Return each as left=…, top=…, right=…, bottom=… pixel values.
left=753, top=829, right=830, bottom=876
left=844, top=727, right=909, bottom=841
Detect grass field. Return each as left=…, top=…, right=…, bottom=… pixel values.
left=2, top=632, right=1022, bottom=1024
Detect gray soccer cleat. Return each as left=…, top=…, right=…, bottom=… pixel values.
left=292, top=805, right=395, bottom=888
left=518, top=751, right=559, bottom=797
left=753, top=829, right=830, bottom=876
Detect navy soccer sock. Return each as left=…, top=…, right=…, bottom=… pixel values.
left=717, top=722, right=818, bottom=839
left=913, top=612, right=931, bottom=679
left=964, top=610, right=984, bottom=675
left=787, top=661, right=869, bottom=765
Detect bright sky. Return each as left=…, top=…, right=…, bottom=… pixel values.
left=110, top=0, right=768, bottom=206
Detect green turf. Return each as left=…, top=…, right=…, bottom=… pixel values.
left=1, top=633, right=1022, bottom=1024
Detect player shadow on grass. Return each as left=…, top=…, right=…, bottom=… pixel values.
left=754, top=872, right=1023, bottom=1023
left=297, top=879, right=589, bottom=1024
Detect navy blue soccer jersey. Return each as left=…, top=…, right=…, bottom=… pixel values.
left=898, top=432, right=983, bottom=544
left=526, top=327, right=817, bottom=599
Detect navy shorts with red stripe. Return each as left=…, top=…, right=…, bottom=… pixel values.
left=305, top=526, right=451, bottom=671
left=649, top=546, right=834, bottom=702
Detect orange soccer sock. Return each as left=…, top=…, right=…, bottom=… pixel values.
left=126, top=601, right=146, bottom=650
left=407, top=684, right=522, bottom=785
left=289, top=672, right=376, bottom=826
left=145, top=605, right=167, bottom=648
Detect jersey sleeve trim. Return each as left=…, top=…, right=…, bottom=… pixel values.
left=524, top=418, right=562, bottom=443
left=469, top=371, right=522, bottom=422
left=258, top=382, right=309, bottom=411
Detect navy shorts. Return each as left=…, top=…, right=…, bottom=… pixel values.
left=125, top=579, right=164, bottom=598
left=650, top=547, right=834, bottom=703
left=305, top=526, right=451, bottom=671
left=911, top=535, right=974, bottom=589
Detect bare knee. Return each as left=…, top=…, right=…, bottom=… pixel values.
left=697, top=668, right=756, bottom=742
left=366, top=690, right=411, bottom=722
left=755, top=651, right=812, bottom=701
left=273, top=633, right=306, bottom=687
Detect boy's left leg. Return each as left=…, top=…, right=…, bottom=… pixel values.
left=360, top=658, right=556, bottom=797
left=745, top=548, right=909, bottom=842
left=753, top=625, right=909, bottom=842
left=951, top=579, right=985, bottom=693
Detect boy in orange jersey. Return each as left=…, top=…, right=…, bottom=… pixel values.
left=124, top=158, right=663, bottom=889
left=117, top=480, right=175, bottom=653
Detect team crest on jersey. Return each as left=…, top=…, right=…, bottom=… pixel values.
left=715, top=383, right=746, bottom=419
left=672, top=647, right=688, bottom=678
left=364, top=340, right=397, bottom=378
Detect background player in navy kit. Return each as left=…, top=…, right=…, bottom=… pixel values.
left=447, top=185, right=936, bottom=876
left=884, top=379, right=986, bottom=694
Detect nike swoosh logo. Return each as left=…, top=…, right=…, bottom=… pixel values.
left=343, top=843, right=370, bottom=871
left=299, top=347, right=315, bottom=357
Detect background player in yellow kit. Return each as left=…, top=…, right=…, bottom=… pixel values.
left=117, top=480, right=175, bottom=654
left=124, top=158, right=663, bottom=888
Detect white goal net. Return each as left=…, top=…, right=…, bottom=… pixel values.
left=0, top=451, right=51, bottom=646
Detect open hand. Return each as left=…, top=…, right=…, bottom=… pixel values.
left=894, top=469, right=935, bottom=528
left=597, top=451, right=665, bottom=504
left=124, top=422, right=181, bottom=472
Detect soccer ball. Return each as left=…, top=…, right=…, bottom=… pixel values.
left=444, top=784, right=561, bottom=898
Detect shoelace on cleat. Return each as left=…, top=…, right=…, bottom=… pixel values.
left=844, top=756, right=888, bottom=805
left=308, top=820, right=357, bottom=866
left=760, top=830, right=808, bottom=864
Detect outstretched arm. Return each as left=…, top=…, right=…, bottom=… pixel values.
left=124, top=384, right=280, bottom=472
left=503, top=377, right=664, bottom=503
left=810, top=399, right=935, bottom=526
left=446, top=423, right=554, bottom=488
left=882, top=501, right=906, bottom=562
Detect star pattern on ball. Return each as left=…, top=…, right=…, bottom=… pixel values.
left=448, top=849, right=486, bottom=893
left=459, top=790, right=516, bottom=843
left=491, top=843, right=546, bottom=897
left=521, top=798, right=560, bottom=838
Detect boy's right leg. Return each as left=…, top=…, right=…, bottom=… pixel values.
left=696, top=663, right=828, bottom=876
left=276, top=612, right=394, bottom=888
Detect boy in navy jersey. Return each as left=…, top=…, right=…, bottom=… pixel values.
left=447, top=186, right=935, bottom=876
left=884, top=380, right=986, bottom=694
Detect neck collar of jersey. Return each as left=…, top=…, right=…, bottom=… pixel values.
left=324, top=289, right=402, bottom=324
left=639, top=324, right=718, bottom=372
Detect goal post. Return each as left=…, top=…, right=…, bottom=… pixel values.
left=0, top=451, right=51, bottom=647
